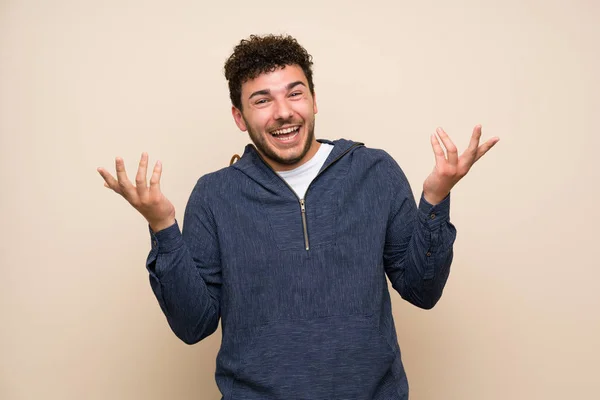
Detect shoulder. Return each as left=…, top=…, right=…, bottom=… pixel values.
left=343, top=144, right=412, bottom=190
left=355, top=146, right=395, bottom=161
left=322, top=138, right=399, bottom=166
left=187, top=164, right=241, bottom=204
left=348, top=143, right=404, bottom=172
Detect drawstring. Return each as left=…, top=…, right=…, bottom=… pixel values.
left=229, top=154, right=241, bottom=165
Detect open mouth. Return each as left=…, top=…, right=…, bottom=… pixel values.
left=270, top=126, right=300, bottom=142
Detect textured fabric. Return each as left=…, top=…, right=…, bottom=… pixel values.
left=146, top=138, right=457, bottom=399
left=276, top=142, right=334, bottom=199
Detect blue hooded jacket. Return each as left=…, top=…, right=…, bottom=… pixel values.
left=146, top=138, right=457, bottom=399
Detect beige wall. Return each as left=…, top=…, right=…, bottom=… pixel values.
left=1, top=0, right=598, bottom=399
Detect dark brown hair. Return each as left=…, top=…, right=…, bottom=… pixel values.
left=224, top=34, right=315, bottom=110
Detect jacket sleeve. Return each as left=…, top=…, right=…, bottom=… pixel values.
left=145, top=178, right=221, bottom=344
left=382, top=156, right=457, bottom=310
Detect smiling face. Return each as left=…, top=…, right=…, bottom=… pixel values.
left=232, top=64, right=319, bottom=171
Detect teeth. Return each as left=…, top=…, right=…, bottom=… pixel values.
left=272, top=126, right=299, bottom=135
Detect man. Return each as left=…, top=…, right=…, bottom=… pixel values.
left=98, top=34, right=498, bottom=399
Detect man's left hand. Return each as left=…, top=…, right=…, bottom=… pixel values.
left=423, top=125, right=499, bottom=205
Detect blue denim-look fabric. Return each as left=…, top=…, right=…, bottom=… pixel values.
left=146, top=138, right=457, bottom=399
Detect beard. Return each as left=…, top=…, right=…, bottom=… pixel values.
left=244, top=116, right=316, bottom=167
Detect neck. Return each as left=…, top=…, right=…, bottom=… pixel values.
left=260, top=140, right=321, bottom=172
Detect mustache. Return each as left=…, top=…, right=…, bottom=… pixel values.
left=266, top=120, right=302, bottom=131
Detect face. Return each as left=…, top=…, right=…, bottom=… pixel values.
left=232, top=64, right=319, bottom=171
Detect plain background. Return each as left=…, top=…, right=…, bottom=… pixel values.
left=1, top=0, right=598, bottom=399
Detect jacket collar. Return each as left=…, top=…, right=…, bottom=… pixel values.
left=232, top=138, right=363, bottom=176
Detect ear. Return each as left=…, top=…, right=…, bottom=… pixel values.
left=312, top=91, right=318, bottom=115
left=232, top=106, right=247, bottom=131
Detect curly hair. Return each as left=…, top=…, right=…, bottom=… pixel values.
left=224, top=34, right=315, bottom=110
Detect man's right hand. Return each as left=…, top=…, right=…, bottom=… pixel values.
left=97, top=152, right=176, bottom=232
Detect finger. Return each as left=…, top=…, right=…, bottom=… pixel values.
left=475, top=137, right=500, bottom=162
left=97, top=167, right=122, bottom=194
left=466, top=125, right=482, bottom=154
left=430, top=134, right=446, bottom=165
left=114, top=157, right=136, bottom=198
left=149, top=160, right=162, bottom=195
left=436, top=127, right=459, bottom=165
left=135, top=152, right=149, bottom=198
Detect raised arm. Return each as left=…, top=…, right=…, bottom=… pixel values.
left=384, top=125, right=498, bottom=309
left=97, top=153, right=221, bottom=344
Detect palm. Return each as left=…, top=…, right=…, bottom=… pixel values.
left=97, top=152, right=176, bottom=231
left=423, top=125, right=499, bottom=204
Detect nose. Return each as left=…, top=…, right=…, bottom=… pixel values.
left=273, top=99, right=293, bottom=120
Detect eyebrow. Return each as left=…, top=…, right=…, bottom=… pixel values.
left=248, top=81, right=306, bottom=100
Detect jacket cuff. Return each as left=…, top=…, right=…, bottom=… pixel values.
left=417, top=192, right=451, bottom=230
left=149, top=220, right=183, bottom=253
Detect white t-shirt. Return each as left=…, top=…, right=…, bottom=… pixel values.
left=277, top=143, right=334, bottom=199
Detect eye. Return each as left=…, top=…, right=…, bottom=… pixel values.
left=255, top=98, right=269, bottom=105
left=289, top=91, right=303, bottom=98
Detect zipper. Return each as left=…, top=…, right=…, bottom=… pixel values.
left=300, top=199, right=309, bottom=250
left=251, top=142, right=364, bottom=251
